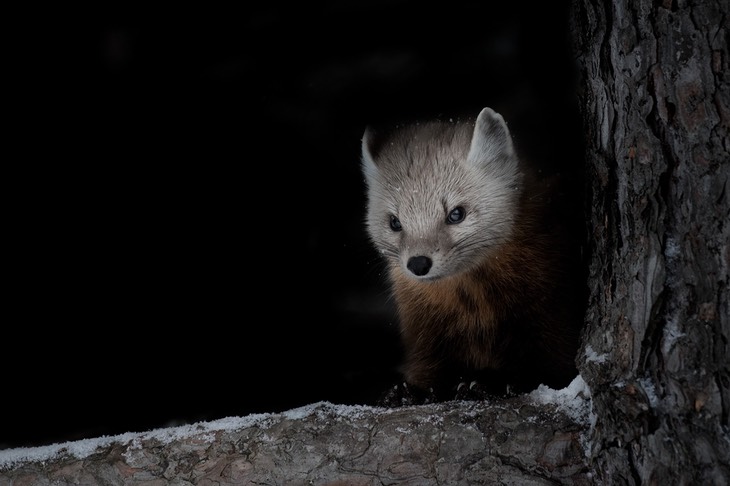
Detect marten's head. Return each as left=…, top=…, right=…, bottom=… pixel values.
left=361, top=107, right=523, bottom=281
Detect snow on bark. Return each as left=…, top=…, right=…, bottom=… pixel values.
left=0, top=393, right=594, bottom=485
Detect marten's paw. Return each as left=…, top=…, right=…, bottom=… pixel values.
left=377, top=382, right=437, bottom=407
left=453, top=381, right=490, bottom=401
left=453, top=380, right=519, bottom=401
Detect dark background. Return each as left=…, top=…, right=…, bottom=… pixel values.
left=4, top=1, right=583, bottom=449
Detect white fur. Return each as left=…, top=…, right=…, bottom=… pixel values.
left=361, top=107, right=523, bottom=280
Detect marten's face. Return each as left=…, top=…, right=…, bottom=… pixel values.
left=365, top=155, right=520, bottom=281
left=361, top=111, right=522, bottom=281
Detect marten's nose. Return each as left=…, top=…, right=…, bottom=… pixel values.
left=407, top=256, right=433, bottom=276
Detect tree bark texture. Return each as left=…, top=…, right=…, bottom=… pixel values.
left=0, top=398, right=592, bottom=485
left=571, top=0, right=729, bottom=483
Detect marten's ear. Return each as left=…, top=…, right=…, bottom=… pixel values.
left=466, top=107, right=516, bottom=167
left=361, top=126, right=379, bottom=179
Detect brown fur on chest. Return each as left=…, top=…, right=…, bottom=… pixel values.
left=388, top=225, right=575, bottom=391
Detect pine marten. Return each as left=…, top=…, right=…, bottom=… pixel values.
left=360, top=107, right=583, bottom=403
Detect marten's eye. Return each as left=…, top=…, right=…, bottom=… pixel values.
left=446, top=206, right=466, bottom=224
left=389, top=215, right=402, bottom=232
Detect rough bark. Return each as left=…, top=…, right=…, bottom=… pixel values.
left=0, top=397, right=593, bottom=485
left=571, top=0, right=729, bottom=483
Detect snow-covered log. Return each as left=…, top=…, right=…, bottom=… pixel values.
left=0, top=380, right=593, bottom=485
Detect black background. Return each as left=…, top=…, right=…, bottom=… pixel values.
left=5, top=1, right=584, bottom=449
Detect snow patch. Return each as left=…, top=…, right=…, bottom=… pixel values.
left=584, top=344, right=608, bottom=364
left=661, top=316, right=686, bottom=355
left=287, top=401, right=380, bottom=423
left=529, top=374, right=595, bottom=457
left=637, top=376, right=660, bottom=408
left=0, top=414, right=265, bottom=471
left=664, top=236, right=681, bottom=259
left=529, top=374, right=593, bottom=425
left=0, top=402, right=384, bottom=470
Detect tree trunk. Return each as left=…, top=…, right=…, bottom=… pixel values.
left=1, top=1, right=728, bottom=484
left=571, top=0, right=729, bottom=483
